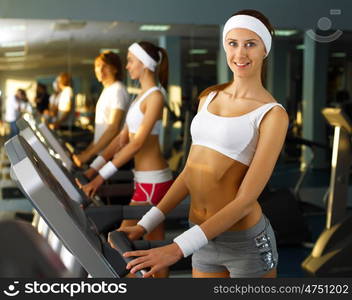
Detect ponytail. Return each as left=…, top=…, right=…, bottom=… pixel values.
left=157, top=47, right=169, bottom=91
left=138, top=41, right=169, bottom=91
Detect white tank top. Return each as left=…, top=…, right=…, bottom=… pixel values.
left=125, top=86, right=162, bottom=135
left=190, top=91, right=285, bottom=166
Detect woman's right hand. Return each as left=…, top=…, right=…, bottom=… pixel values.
left=81, top=175, right=104, bottom=198
left=116, top=225, right=146, bottom=241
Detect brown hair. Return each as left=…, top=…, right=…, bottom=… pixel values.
left=138, top=41, right=169, bottom=90
left=199, top=9, right=274, bottom=99
left=95, top=51, right=123, bottom=81
left=57, top=72, right=71, bottom=87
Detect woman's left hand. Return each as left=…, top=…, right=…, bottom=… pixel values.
left=124, top=243, right=183, bottom=278
left=81, top=175, right=105, bottom=198
left=73, top=152, right=90, bottom=167
left=48, top=123, right=58, bottom=130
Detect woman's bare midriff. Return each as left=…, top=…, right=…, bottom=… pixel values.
left=184, top=145, right=262, bottom=231
left=130, top=133, right=168, bottom=171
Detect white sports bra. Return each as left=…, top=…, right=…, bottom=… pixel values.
left=190, top=91, right=285, bottom=166
left=125, top=86, right=162, bottom=135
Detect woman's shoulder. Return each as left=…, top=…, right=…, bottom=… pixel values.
left=141, top=87, right=164, bottom=107
left=199, top=82, right=231, bottom=100
left=111, top=81, right=127, bottom=91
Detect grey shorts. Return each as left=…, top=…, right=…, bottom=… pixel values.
left=191, top=215, right=278, bottom=277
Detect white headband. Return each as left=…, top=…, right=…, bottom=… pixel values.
left=222, top=15, right=272, bottom=57
left=128, top=43, right=158, bottom=71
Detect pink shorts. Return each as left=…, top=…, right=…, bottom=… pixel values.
left=131, top=180, right=173, bottom=205
left=130, top=168, right=173, bottom=206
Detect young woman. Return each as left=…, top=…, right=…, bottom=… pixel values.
left=80, top=41, right=173, bottom=277
left=44, top=79, right=60, bottom=121
left=49, top=72, right=74, bottom=130
left=5, top=89, right=29, bottom=138
left=116, top=9, right=289, bottom=278
left=73, top=51, right=129, bottom=167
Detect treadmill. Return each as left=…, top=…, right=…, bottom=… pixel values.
left=5, top=135, right=190, bottom=277
left=19, top=113, right=74, bottom=171
left=17, top=115, right=134, bottom=187
left=15, top=119, right=189, bottom=233
left=0, top=219, right=68, bottom=278
left=5, top=135, right=130, bottom=277
left=19, top=124, right=92, bottom=205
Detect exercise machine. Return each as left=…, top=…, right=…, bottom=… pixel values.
left=5, top=135, right=190, bottom=277
left=302, top=106, right=352, bottom=276
left=0, top=219, right=68, bottom=277
left=18, top=113, right=75, bottom=171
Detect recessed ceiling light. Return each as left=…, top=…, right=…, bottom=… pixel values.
left=139, top=25, right=170, bottom=31
left=204, top=60, right=216, bottom=65
left=189, top=49, right=208, bottom=55
left=187, top=62, right=200, bottom=68
left=275, top=30, right=298, bottom=36
left=100, top=48, right=120, bottom=54
left=0, top=25, right=26, bottom=31
left=0, top=41, right=26, bottom=48
left=331, top=52, right=346, bottom=58
left=4, top=51, right=26, bottom=57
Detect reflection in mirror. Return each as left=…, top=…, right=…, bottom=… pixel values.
left=0, top=18, right=219, bottom=172
left=3, top=18, right=349, bottom=172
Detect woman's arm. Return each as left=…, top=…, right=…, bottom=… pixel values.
left=116, top=169, right=189, bottom=240
left=82, top=91, right=164, bottom=197
left=50, top=89, right=72, bottom=128
left=82, top=126, right=129, bottom=179
left=108, top=91, right=164, bottom=167
left=73, top=108, right=125, bottom=166
left=157, top=170, right=189, bottom=214
left=123, top=107, right=288, bottom=277
left=100, top=125, right=130, bottom=161
left=200, top=106, right=289, bottom=239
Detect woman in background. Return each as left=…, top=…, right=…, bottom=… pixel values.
left=73, top=51, right=129, bottom=167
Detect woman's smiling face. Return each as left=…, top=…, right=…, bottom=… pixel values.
left=224, top=28, right=266, bottom=79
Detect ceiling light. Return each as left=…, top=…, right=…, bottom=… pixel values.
left=187, top=62, right=200, bottom=68
left=4, top=51, right=26, bottom=57
left=0, top=25, right=26, bottom=31
left=189, top=49, right=208, bottom=55
left=100, top=48, right=120, bottom=54
left=204, top=60, right=216, bottom=65
left=331, top=52, right=346, bottom=58
left=139, top=25, right=170, bottom=31
left=0, top=41, right=26, bottom=48
left=275, top=30, right=298, bottom=36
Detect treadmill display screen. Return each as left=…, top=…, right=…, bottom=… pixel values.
left=18, top=135, right=87, bottom=230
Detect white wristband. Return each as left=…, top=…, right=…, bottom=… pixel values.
left=98, top=161, right=118, bottom=180
left=173, top=225, right=208, bottom=257
left=89, top=156, right=106, bottom=171
left=137, top=206, right=165, bottom=233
